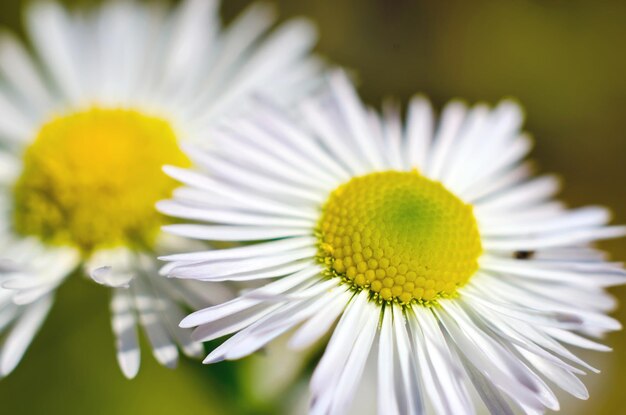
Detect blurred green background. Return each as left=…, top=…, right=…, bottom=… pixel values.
left=1, top=0, right=626, bottom=413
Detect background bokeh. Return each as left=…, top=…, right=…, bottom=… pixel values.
left=1, top=0, right=625, bottom=413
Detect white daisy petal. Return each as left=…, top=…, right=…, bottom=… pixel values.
left=461, top=133, right=533, bottom=195
left=131, top=277, right=179, bottom=369
left=160, top=0, right=219, bottom=91
left=414, top=307, right=474, bottom=414
left=380, top=101, right=404, bottom=171
left=90, top=267, right=134, bottom=289
left=301, top=98, right=370, bottom=175
left=110, top=288, right=141, bottom=379
left=160, top=236, right=316, bottom=263
left=155, top=293, right=205, bottom=359
left=195, top=302, right=284, bottom=348
left=522, top=350, right=589, bottom=399
left=405, top=95, right=434, bottom=170
left=456, top=101, right=525, bottom=190
left=196, top=16, right=317, bottom=124
left=459, top=353, right=516, bottom=415
left=233, top=119, right=339, bottom=189
left=327, top=309, right=378, bottom=415
left=310, top=293, right=368, bottom=395
left=390, top=305, right=425, bottom=415
left=2, top=245, right=79, bottom=306
left=184, top=265, right=319, bottom=330
left=0, top=89, right=37, bottom=142
left=1, top=295, right=53, bottom=376
left=329, top=71, right=385, bottom=171
left=483, top=225, right=626, bottom=251
left=157, top=201, right=315, bottom=228
left=377, top=308, right=400, bottom=415
left=288, top=288, right=350, bottom=350
left=181, top=148, right=328, bottom=203
left=439, top=103, right=490, bottom=187
left=256, top=103, right=352, bottom=182
left=0, top=151, right=20, bottom=185
left=476, top=175, right=561, bottom=213
left=426, top=100, right=467, bottom=180
left=480, top=206, right=610, bottom=236
left=461, top=162, right=533, bottom=203
left=170, top=249, right=317, bottom=279
left=163, top=224, right=310, bottom=242
left=0, top=32, right=53, bottom=112
left=210, top=284, right=341, bottom=363
left=481, top=256, right=626, bottom=287
left=163, top=165, right=318, bottom=219
left=86, top=248, right=137, bottom=288
left=190, top=2, right=275, bottom=105
left=0, top=304, right=19, bottom=333
left=25, top=2, right=83, bottom=101
left=543, top=328, right=611, bottom=352
left=240, top=279, right=340, bottom=337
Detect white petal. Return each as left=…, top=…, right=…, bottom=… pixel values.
left=523, top=351, right=589, bottom=399
left=1, top=295, right=53, bottom=376
left=482, top=226, right=626, bottom=251
left=157, top=200, right=315, bottom=228
left=256, top=103, right=351, bottom=182
left=131, top=277, right=178, bottom=368
left=476, top=175, right=561, bottom=214
left=310, top=292, right=367, bottom=394
left=544, top=328, right=611, bottom=352
left=289, top=290, right=349, bottom=350
left=480, top=206, right=610, bottom=236
left=163, top=224, right=310, bottom=242
left=381, top=101, right=404, bottom=171
left=164, top=165, right=317, bottom=219
left=426, top=100, right=466, bottom=179
left=378, top=308, right=400, bottom=415
left=391, top=305, right=425, bottom=414
left=200, top=17, right=316, bottom=121
left=170, top=248, right=317, bottom=279
left=0, top=32, right=53, bottom=112
left=26, top=2, right=83, bottom=100
left=160, top=236, right=316, bottom=263
left=328, top=71, right=385, bottom=171
left=183, top=148, right=328, bottom=204
left=412, top=307, right=475, bottom=415
left=301, top=98, right=369, bottom=176
left=188, top=2, right=275, bottom=111
left=182, top=266, right=320, bottom=328
left=327, top=309, right=378, bottom=415
left=404, top=95, right=433, bottom=170
left=110, top=288, right=140, bottom=379
left=0, top=88, right=36, bottom=142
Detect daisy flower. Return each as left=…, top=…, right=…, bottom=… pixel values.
left=161, top=71, right=626, bottom=414
left=0, top=0, right=318, bottom=378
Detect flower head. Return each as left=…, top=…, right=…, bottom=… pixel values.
left=162, top=71, right=626, bottom=414
left=0, top=0, right=318, bottom=378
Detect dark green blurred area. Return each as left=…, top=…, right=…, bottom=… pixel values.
left=1, top=0, right=625, bottom=414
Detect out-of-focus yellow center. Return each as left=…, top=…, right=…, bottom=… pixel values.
left=12, top=108, right=189, bottom=254
left=317, top=170, right=482, bottom=305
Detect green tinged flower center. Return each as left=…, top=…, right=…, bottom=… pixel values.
left=317, top=170, right=482, bottom=304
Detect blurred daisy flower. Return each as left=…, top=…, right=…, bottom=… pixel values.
left=0, top=0, right=318, bottom=378
left=161, top=71, right=626, bottom=414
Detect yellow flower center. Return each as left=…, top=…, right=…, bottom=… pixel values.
left=317, top=170, right=482, bottom=305
left=12, top=108, right=189, bottom=254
